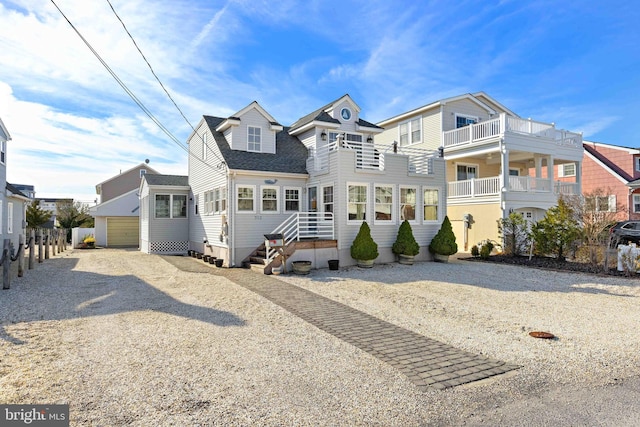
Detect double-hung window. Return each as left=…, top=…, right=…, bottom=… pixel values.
left=375, top=185, right=393, bottom=222
left=323, top=186, right=334, bottom=219
left=348, top=184, right=367, bottom=221
left=219, top=187, right=227, bottom=212
left=261, top=186, right=279, bottom=213
left=284, top=188, right=300, bottom=212
left=423, top=188, right=439, bottom=221
left=399, top=118, right=421, bottom=146
left=248, top=126, right=261, bottom=152
left=456, top=164, right=477, bottom=180
left=586, top=195, right=616, bottom=212
left=634, top=194, right=640, bottom=213
left=400, top=187, right=417, bottom=221
left=237, top=186, right=255, bottom=212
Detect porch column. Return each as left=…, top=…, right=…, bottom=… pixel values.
left=575, top=160, right=582, bottom=195
left=501, top=146, right=510, bottom=191
left=534, top=155, right=543, bottom=178
left=548, top=155, right=555, bottom=193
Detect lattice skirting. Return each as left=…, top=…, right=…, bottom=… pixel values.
left=149, top=241, right=189, bottom=253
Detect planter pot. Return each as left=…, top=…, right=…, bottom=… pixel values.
left=271, top=265, right=283, bottom=275
left=328, top=259, right=340, bottom=271
left=292, top=261, right=312, bottom=275
left=215, top=259, right=224, bottom=267
left=196, top=253, right=203, bottom=259
left=433, top=253, right=450, bottom=263
left=191, top=251, right=197, bottom=258
left=203, top=255, right=210, bottom=262
left=398, top=254, right=415, bottom=265
left=188, top=250, right=193, bottom=257
left=356, top=259, right=375, bottom=268
left=208, top=257, right=216, bottom=264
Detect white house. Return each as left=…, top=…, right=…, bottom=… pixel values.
left=141, top=95, right=447, bottom=271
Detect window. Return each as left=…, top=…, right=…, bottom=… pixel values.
left=204, top=190, right=211, bottom=214
left=586, top=195, right=616, bottom=212
left=140, top=169, right=147, bottom=178
left=323, top=186, right=334, bottom=219
left=248, top=126, right=261, bottom=152
left=261, top=186, right=279, bottom=213
left=329, top=132, right=363, bottom=145
left=399, top=117, right=421, bottom=146
left=194, top=195, right=199, bottom=215
left=636, top=157, right=640, bottom=172
left=375, top=185, right=393, bottom=221
left=285, top=188, right=300, bottom=212
left=217, top=187, right=227, bottom=213
left=237, top=186, right=255, bottom=212
left=172, top=195, right=187, bottom=218
left=456, top=115, right=477, bottom=128
left=558, top=163, right=576, bottom=177
left=0, top=140, right=5, bottom=164
left=202, top=132, right=208, bottom=160
left=400, top=187, right=417, bottom=221
left=348, top=184, right=367, bottom=221
left=7, top=202, right=12, bottom=234
left=155, top=195, right=170, bottom=218
left=456, top=164, right=477, bottom=180
left=212, top=188, right=219, bottom=213
left=509, top=169, right=520, bottom=176
left=423, top=188, right=439, bottom=221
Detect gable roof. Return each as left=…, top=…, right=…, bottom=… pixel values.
left=6, top=182, right=30, bottom=201
left=95, top=162, right=159, bottom=192
left=0, top=117, right=11, bottom=142
left=583, top=142, right=634, bottom=184
left=377, top=92, right=518, bottom=127
left=203, top=116, right=308, bottom=175
left=215, top=101, right=283, bottom=133
left=289, top=94, right=365, bottom=134
left=143, top=174, right=189, bottom=187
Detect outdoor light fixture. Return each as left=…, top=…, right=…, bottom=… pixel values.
left=321, top=131, right=327, bottom=141
left=367, top=135, right=373, bottom=143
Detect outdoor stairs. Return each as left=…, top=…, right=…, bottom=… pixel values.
left=244, top=241, right=297, bottom=275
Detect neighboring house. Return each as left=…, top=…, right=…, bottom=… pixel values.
left=6, top=183, right=30, bottom=250
left=377, top=92, right=583, bottom=250
left=139, top=174, right=189, bottom=254
left=36, top=198, right=74, bottom=229
left=141, top=95, right=447, bottom=270
left=89, top=162, right=158, bottom=247
left=582, top=141, right=640, bottom=220
left=12, top=184, right=35, bottom=199
left=0, top=117, right=10, bottom=244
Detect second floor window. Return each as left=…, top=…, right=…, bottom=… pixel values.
left=399, top=118, right=421, bottom=146
left=456, top=115, right=477, bottom=128
left=248, top=126, right=261, bottom=152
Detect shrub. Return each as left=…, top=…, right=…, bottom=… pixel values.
left=392, top=220, right=420, bottom=256
left=480, top=241, right=494, bottom=259
left=498, top=212, right=530, bottom=256
left=429, top=216, right=458, bottom=256
left=350, top=221, right=379, bottom=261
left=470, top=245, right=480, bottom=257
left=531, top=197, right=580, bottom=261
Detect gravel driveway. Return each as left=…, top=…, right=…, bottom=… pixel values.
left=1, top=248, right=640, bottom=426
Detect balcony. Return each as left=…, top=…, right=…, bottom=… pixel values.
left=443, top=113, right=581, bottom=149
left=448, top=175, right=579, bottom=199
left=308, top=140, right=436, bottom=175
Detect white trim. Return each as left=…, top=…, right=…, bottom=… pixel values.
left=154, top=194, right=188, bottom=219
left=398, top=116, right=422, bottom=146
left=399, top=185, right=418, bottom=224
left=7, top=202, right=13, bottom=234
left=236, top=184, right=256, bottom=214
left=373, top=183, right=395, bottom=225
left=347, top=182, right=368, bottom=224
left=321, top=184, right=335, bottom=217
left=247, top=126, right=261, bottom=152
left=558, top=163, right=576, bottom=178
left=260, top=185, right=279, bottom=214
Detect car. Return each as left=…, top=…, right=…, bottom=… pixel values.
left=610, top=221, right=640, bottom=245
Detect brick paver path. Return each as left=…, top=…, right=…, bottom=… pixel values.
left=165, top=256, right=519, bottom=391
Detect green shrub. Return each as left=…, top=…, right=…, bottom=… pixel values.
left=480, top=241, right=493, bottom=259
left=350, top=221, right=379, bottom=261
left=470, top=245, right=480, bottom=257
left=392, top=220, right=420, bottom=256
left=429, top=216, right=458, bottom=256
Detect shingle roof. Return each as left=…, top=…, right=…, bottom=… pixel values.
left=203, top=116, right=308, bottom=175
left=6, top=182, right=29, bottom=198
left=289, top=101, right=341, bottom=133
left=583, top=144, right=632, bottom=182
left=144, top=174, right=189, bottom=187
left=357, top=118, right=383, bottom=129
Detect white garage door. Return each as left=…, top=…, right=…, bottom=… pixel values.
left=107, top=217, right=139, bottom=247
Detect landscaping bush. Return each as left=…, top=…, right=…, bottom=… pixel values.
left=392, top=220, right=420, bottom=256
left=429, top=216, right=458, bottom=256
left=350, top=221, right=379, bottom=261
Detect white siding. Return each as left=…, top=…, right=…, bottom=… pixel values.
left=441, top=99, right=492, bottom=132
left=229, top=108, right=277, bottom=154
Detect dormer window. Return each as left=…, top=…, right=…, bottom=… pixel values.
left=248, top=126, right=261, bottom=152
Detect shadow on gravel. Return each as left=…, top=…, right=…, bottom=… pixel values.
left=0, top=256, right=245, bottom=344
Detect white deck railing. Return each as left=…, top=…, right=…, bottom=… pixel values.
left=266, top=212, right=334, bottom=262
left=443, top=113, right=582, bottom=148
left=309, top=141, right=435, bottom=175
left=448, top=176, right=579, bottom=198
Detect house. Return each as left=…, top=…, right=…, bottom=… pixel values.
left=377, top=92, right=583, bottom=250
left=0, top=117, right=10, bottom=244
left=6, top=183, right=30, bottom=250
left=36, top=198, right=74, bottom=229
left=139, top=174, right=190, bottom=254
left=89, top=162, right=158, bottom=247
left=581, top=141, right=640, bottom=220
left=141, top=95, right=447, bottom=270
left=12, top=184, right=35, bottom=199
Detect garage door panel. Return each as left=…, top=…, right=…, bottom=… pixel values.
left=107, top=217, right=139, bottom=247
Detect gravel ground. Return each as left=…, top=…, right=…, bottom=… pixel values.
left=1, top=248, right=640, bottom=426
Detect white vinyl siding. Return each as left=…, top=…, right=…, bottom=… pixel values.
left=202, top=132, right=208, bottom=160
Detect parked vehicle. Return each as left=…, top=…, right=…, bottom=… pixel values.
left=610, top=221, right=640, bottom=245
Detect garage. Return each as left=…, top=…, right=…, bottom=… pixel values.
left=106, top=217, right=139, bottom=247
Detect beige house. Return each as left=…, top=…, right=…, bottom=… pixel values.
left=377, top=92, right=583, bottom=251
left=90, top=162, right=158, bottom=247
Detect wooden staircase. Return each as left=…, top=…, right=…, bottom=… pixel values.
left=244, top=241, right=298, bottom=274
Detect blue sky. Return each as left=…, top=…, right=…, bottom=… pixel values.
left=0, top=0, right=638, bottom=203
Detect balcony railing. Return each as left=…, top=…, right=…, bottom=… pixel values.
left=309, top=140, right=435, bottom=175
left=266, top=212, right=334, bottom=262
left=443, top=113, right=581, bottom=148
left=448, top=176, right=579, bottom=198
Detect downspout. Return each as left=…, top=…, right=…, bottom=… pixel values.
left=229, top=170, right=235, bottom=267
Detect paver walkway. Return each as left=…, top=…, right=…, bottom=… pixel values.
left=165, top=256, right=519, bottom=391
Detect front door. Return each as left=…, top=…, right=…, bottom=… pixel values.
left=308, top=186, right=317, bottom=233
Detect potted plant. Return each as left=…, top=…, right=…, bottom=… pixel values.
left=83, top=235, right=96, bottom=249
left=350, top=221, right=378, bottom=268
left=392, top=220, right=420, bottom=265
left=429, top=216, right=458, bottom=262
left=292, top=260, right=312, bottom=275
